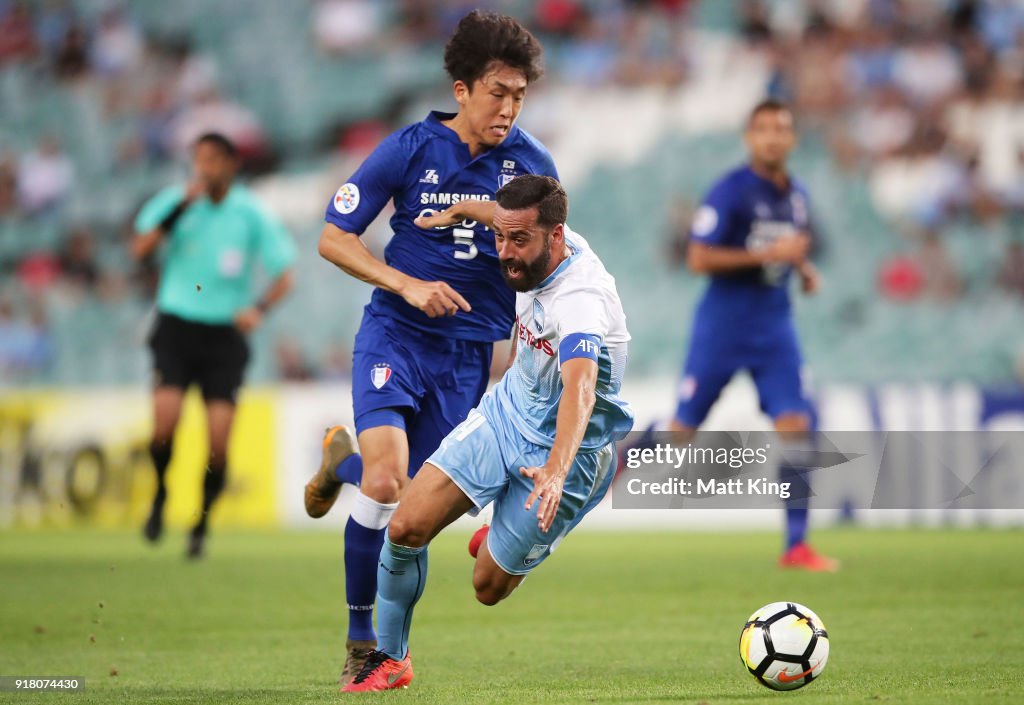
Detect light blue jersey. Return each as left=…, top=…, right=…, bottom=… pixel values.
left=484, top=227, right=633, bottom=451
left=426, top=227, right=633, bottom=575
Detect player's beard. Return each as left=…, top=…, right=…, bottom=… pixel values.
left=501, top=234, right=552, bottom=292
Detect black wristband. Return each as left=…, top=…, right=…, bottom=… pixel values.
left=255, top=299, right=271, bottom=314
left=159, top=200, right=189, bottom=234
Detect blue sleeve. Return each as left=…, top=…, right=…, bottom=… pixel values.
left=324, top=131, right=409, bottom=235
left=689, top=181, right=736, bottom=247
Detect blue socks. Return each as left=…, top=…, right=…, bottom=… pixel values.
left=780, top=461, right=809, bottom=550
left=335, top=454, right=363, bottom=485
left=344, top=491, right=398, bottom=642
left=376, top=535, right=428, bottom=661
left=344, top=517, right=385, bottom=641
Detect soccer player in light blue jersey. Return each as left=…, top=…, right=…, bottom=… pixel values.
left=301, top=11, right=559, bottom=681
left=340, top=175, right=633, bottom=692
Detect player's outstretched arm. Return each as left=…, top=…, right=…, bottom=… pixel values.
left=413, top=200, right=497, bottom=231
left=521, top=357, right=598, bottom=532
left=318, top=222, right=471, bottom=318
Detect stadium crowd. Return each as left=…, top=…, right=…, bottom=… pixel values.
left=1, top=0, right=1023, bottom=385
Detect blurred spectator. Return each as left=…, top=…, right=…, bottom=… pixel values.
left=976, top=0, right=1024, bottom=56
left=0, top=1, right=38, bottom=65
left=997, top=237, right=1024, bottom=298
left=136, top=87, right=176, bottom=162
left=393, top=0, right=441, bottom=46
left=878, top=254, right=925, bottom=302
left=16, top=252, right=61, bottom=293
left=88, top=5, right=143, bottom=77
left=321, top=342, right=353, bottom=381
left=53, top=22, right=89, bottom=80
left=0, top=156, right=17, bottom=217
left=276, top=339, right=317, bottom=382
left=556, top=12, right=618, bottom=86
left=58, top=228, right=100, bottom=291
left=0, top=299, right=54, bottom=379
left=892, top=32, right=963, bottom=108
left=16, top=136, right=74, bottom=216
left=739, top=0, right=773, bottom=45
left=168, top=39, right=218, bottom=105
left=535, top=0, right=588, bottom=37
left=916, top=230, right=963, bottom=301
left=35, top=0, right=75, bottom=57
left=848, top=87, right=915, bottom=159
left=312, top=0, right=383, bottom=56
left=168, top=90, right=271, bottom=170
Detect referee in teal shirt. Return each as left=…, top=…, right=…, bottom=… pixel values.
left=131, top=133, right=296, bottom=558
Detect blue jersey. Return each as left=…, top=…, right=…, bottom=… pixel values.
left=325, top=111, right=558, bottom=342
left=689, top=165, right=814, bottom=328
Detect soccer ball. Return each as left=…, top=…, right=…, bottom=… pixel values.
left=738, top=601, right=829, bottom=691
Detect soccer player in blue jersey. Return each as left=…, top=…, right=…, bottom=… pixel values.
left=341, top=175, right=632, bottom=692
left=675, top=99, right=837, bottom=571
left=301, top=11, right=558, bottom=680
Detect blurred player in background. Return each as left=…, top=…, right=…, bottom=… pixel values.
left=302, top=10, right=558, bottom=681
left=342, top=175, right=632, bottom=692
left=671, top=99, right=837, bottom=571
left=131, top=132, right=296, bottom=559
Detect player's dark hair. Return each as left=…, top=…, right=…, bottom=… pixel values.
left=496, top=175, right=567, bottom=229
left=444, top=10, right=544, bottom=87
left=195, top=132, right=238, bottom=159
left=748, top=98, right=793, bottom=126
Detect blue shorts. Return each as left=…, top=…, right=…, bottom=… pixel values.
left=351, top=307, right=493, bottom=476
left=427, top=401, right=615, bottom=576
left=675, top=317, right=811, bottom=427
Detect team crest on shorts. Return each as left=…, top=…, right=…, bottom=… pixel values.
left=523, top=543, right=549, bottom=567
left=371, top=363, right=392, bottom=389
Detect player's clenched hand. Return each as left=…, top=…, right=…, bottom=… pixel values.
left=521, top=464, right=566, bottom=533
left=762, top=234, right=810, bottom=265
left=400, top=278, right=471, bottom=317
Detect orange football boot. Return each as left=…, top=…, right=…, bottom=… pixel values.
left=340, top=650, right=413, bottom=692
left=304, top=426, right=357, bottom=518
left=779, top=542, right=840, bottom=572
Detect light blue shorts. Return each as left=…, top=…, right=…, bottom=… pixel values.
left=426, top=406, right=615, bottom=576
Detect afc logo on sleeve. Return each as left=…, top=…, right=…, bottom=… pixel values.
left=333, top=183, right=360, bottom=214
left=572, top=338, right=600, bottom=356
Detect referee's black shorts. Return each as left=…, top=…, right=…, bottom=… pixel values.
left=147, top=312, right=250, bottom=404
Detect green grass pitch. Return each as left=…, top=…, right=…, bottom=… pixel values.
left=2, top=528, right=1022, bottom=704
